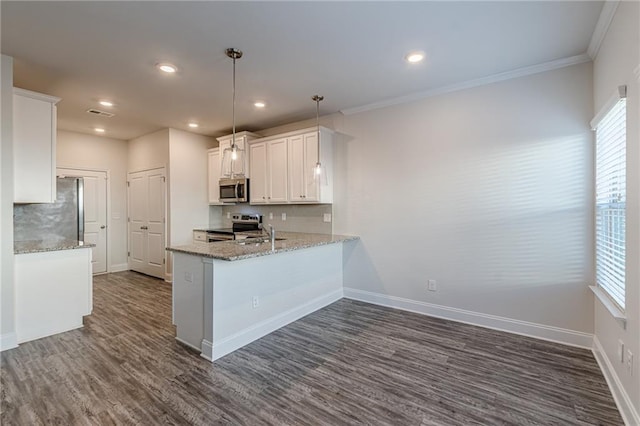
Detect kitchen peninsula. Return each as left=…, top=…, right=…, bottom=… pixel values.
left=168, top=232, right=358, bottom=361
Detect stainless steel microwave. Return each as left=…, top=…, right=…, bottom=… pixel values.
left=219, top=177, right=249, bottom=203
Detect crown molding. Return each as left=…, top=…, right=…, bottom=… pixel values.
left=587, top=1, right=620, bottom=60
left=341, top=53, right=592, bottom=116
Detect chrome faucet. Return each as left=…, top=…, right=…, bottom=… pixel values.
left=268, top=224, right=275, bottom=249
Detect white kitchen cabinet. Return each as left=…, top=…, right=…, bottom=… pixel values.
left=288, top=127, right=333, bottom=204
left=217, top=131, right=260, bottom=179
left=207, top=148, right=222, bottom=204
left=249, top=138, right=288, bottom=204
left=15, top=247, right=92, bottom=344
left=13, top=88, right=60, bottom=203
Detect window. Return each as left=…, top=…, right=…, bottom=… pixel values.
left=593, top=87, right=626, bottom=310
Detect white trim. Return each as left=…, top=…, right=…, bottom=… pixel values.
left=201, top=288, right=343, bottom=362
left=591, top=85, right=627, bottom=129
left=165, top=272, right=172, bottom=283
left=590, top=285, right=626, bottom=328
left=110, top=263, right=129, bottom=273
left=343, top=288, right=593, bottom=349
left=0, top=332, right=18, bottom=352
left=13, top=87, right=60, bottom=104
left=341, top=54, right=592, bottom=115
left=592, top=336, right=640, bottom=426
left=587, top=1, right=620, bottom=60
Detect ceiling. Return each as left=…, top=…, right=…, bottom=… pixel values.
left=1, top=1, right=603, bottom=141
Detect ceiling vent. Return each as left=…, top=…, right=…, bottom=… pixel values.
left=86, top=108, right=114, bottom=118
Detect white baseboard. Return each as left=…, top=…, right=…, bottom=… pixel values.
left=592, top=336, right=640, bottom=426
left=0, top=332, right=18, bottom=352
left=165, top=272, right=172, bottom=283
left=110, top=263, right=129, bottom=273
left=201, top=288, right=344, bottom=362
left=343, top=288, right=594, bottom=349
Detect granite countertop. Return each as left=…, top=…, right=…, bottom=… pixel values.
left=14, top=239, right=95, bottom=254
left=167, top=231, right=359, bottom=261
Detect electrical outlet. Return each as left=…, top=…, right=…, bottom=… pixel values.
left=323, top=213, right=332, bottom=223
left=618, top=340, right=625, bottom=363
left=252, top=296, right=259, bottom=308
left=281, top=213, right=287, bottom=221
left=626, top=350, right=633, bottom=374
left=269, top=212, right=274, bottom=220
left=184, top=272, right=193, bottom=283
left=226, top=212, right=231, bottom=219
left=428, top=279, right=437, bottom=291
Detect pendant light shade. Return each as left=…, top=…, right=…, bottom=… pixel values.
left=312, top=95, right=324, bottom=181
left=224, top=48, right=245, bottom=177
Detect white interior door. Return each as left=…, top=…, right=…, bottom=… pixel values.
left=128, top=168, right=166, bottom=279
left=57, top=168, right=108, bottom=274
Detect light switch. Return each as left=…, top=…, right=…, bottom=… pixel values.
left=281, top=213, right=287, bottom=221
left=323, top=213, right=332, bottom=223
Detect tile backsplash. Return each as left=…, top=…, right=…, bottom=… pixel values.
left=211, top=204, right=333, bottom=234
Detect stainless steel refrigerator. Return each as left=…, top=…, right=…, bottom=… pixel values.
left=14, top=177, right=84, bottom=242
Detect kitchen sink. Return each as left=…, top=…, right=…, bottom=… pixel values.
left=235, top=237, right=286, bottom=245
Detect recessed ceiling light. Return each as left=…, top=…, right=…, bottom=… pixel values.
left=254, top=101, right=266, bottom=108
left=188, top=122, right=199, bottom=128
left=99, top=100, right=114, bottom=107
left=157, top=63, right=177, bottom=73
left=94, top=128, right=105, bottom=133
left=405, top=51, right=425, bottom=64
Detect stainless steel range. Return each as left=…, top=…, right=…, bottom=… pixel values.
left=206, top=214, right=262, bottom=242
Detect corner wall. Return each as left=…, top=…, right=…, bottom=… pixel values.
left=0, top=54, right=16, bottom=350
left=334, top=63, right=596, bottom=344
left=57, top=130, right=129, bottom=271
left=592, top=1, right=640, bottom=423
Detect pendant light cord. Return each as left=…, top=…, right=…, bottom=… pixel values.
left=232, top=54, right=236, bottom=149
left=312, top=95, right=324, bottom=173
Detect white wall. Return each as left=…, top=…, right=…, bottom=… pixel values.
left=333, top=63, right=595, bottom=341
left=168, top=128, right=215, bottom=247
left=592, top=1, right=640, bottom=422
left=57, top=130, right=129, bottom=271
left=128, top=128, right=169, bottom=172
left=0, top=54, right=16, bottom=350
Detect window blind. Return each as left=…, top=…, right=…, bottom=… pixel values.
left=595, top=98, right=626, bottom=310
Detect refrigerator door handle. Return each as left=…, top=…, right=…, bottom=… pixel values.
left=77, top=178, right=84, bottom=242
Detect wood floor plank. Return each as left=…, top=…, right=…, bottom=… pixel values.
left=1, top=271, right=623, bottom=425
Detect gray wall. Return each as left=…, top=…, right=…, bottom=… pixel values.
left=1, top=54, right=15, bottom=348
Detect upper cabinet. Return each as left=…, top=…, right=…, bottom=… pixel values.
left=249, top=138, right=288, bottom=204
left=249, top=126, right=333, bottom=205
left=207, top=148, right=222, bottom=204
left=217, top=131, right=260, bottom=179
left=13, top=88, right=61, bottom=203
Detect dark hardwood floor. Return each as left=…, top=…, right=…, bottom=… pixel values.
left=1, top=271, right=622, bottom=425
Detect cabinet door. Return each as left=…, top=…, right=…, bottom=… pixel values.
left=268, top=138, right=288, bottom=203
left=207, top=148, right=221, bottom=204
left=288, top=135, right=305, bottom=202
left=303, top=132, right=320, bottom=202
left=13, top=92, right=57, bottom=203
left=249, top=142, right=268, bottom=204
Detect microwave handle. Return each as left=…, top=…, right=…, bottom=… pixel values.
left=235, top=182, right=240, bottom=199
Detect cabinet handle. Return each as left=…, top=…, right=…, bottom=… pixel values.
left=140, top=226, right=148, bottom=230
left=268, top=197, right=271, bottom=199
left=262, top=196, right=266, bottom=199
left=100, top=225, right=106, bottom=229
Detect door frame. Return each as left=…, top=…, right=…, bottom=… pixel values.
left=127, top=166, right=168, bottom=281
left=57, top=166, right=111, bottom=273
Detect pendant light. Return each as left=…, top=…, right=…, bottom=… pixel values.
left=225, top=48, right=244, bottom=175
left=312, top=95, right=324, bottom=179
